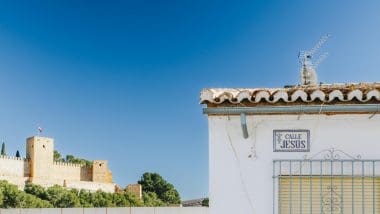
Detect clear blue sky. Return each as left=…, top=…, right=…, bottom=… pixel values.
left=0, top=1, right=380, bottom=200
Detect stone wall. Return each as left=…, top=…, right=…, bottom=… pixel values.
left=0, top=157, right=113, bottom=192
left=80, top=167, right=92, bottom=182
left=0, top=156, right=29, bottom=189
left=65, top=180, right=115, bottom=193
left=0, top=156, right=28, bottom=177
left=25, top=179, right=115, bottom=193
left=0, top=207, right=209, bottom=214
left=126, top=184, right=142, bottom=199
left=51, top=162, right=83, bottom=181
left=26, top=137, right=54, bottom=179
left=92, top=160, right=112, bottom=183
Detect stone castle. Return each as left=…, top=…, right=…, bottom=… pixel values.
left=0, top=136, right=115, bottom=192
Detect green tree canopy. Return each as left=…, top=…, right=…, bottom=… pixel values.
left=138, top=172, right=181, bottom=205
left=53, top=150, right=64, bottom=162
left=0, top=172, right=179, bottom=208
left=44, top=185, right=80, bottom=208
left=142, top=192, right=166, bottom=207
left=0, top=181, right=52, bottom=208
left=53, top=150, right=92, bottom=167
left=65, top=155, right=92, bottom=167
left=202, top=198, right=209, bottom=207
left=23, top=183, right=144, bottom=208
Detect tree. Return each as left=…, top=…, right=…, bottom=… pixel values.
left=53, top=150, right=64, bottom=162
left=46, top=185, right=80, bottom=208
left=122, top=192, right=144, bottom=207
left=15, top=150, right=20, bottom=158
left=0, top=180, right=20, bottom=208
left=0, top=184, right=3, bottom=207
left=24, top=183, right=48, bottom=200
left=90, top=190, right=114, bottom=207
left=0, top=181, right=52, bottom=208
left=23, top=182, right=145, bottom=208
left=201, top=198, right=209, bottom=207
left=142, top=192, right=166, bottom=207
left=1, top=142, right=6, bottom=156
left=65, top=154, right=92, bottom=167
left=138, top=172, right=181, bottom=205
left=78, top=189, right=93, bottom=207
left=54, top=150, right=92, bottom=166
left=14, top=191, right=52, bottom=208
left=2, top=171, right=185, bottom=208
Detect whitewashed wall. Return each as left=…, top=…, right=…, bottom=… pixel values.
left=208, top=114, right=380, bottom=214
left=0, top=208, right=208, bottom=214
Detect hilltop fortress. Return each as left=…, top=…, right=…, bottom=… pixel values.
left=0, top=136, right=115, bottom=192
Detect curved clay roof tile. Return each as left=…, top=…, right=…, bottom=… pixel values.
left=200, top=83, right=380, bottom=105
left=291, top=90, right=308, bottom=102
left=272, top=91, right=289, bottom=103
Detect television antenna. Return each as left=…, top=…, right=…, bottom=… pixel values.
left=298, top=34, right=330, bottom=85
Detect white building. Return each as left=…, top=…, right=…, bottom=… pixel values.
left=201, top=83, right=380, bottom=214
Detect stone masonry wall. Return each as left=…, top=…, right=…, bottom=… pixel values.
left=92, top=160, right=112, bottom=183
left=65, top=180, right=115, bottom=193
left=0, top=156, right=30, bottom=189
left=0, top=156, right=28, bottom=177
left=126, top=184, right=142, bottom=199
left=51, top=162, right=83, bottom=181
left=80, top=166, right=93, bottom=182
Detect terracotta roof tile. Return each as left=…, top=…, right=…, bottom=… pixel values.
left=200, top=83, right=380, bottom=105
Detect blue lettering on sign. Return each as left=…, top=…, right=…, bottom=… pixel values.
left=273, top=130, right=310, bottom=152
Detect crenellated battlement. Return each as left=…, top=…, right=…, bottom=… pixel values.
left=53, top=161, right=83, bottom=168
left=0, top=155, right=26, bottom=161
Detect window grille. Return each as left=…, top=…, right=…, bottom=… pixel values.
left=273, top=149, right=380, bottom=214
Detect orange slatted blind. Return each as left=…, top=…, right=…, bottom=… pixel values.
left=279, top=176, right=380, bottom=214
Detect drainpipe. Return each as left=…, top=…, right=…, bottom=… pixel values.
left=240, top=113, right=249, bottom=139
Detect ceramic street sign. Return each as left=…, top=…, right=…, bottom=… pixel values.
left=273, top=129, right=310, bottom=152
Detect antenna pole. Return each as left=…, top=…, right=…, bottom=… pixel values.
left=299, top=34, right=330, bottom=86
left=308, top=34, right=330, bottom=57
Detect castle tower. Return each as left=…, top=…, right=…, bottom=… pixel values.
left=92, top=160, right=112, bottom=183
left=26, top=136, right=54, bottom=180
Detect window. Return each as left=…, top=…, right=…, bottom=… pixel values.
left=273, top=149, right=380, bottom=214
left=278, top=176, right=380, bottom=214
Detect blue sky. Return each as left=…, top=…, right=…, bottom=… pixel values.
left=0, top=1, right=380, bottom=200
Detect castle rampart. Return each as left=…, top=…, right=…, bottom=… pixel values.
left=0, top=136, right=115, bottom=193
left=0, top=156, right=29, bottom=177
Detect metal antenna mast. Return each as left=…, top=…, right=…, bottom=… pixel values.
left=299, top=34, right=330, bottom=85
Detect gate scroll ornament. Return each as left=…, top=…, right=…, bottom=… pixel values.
left=303, top=148, right=362, bottom=160
left=322, top=185, right=341, bottom=214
